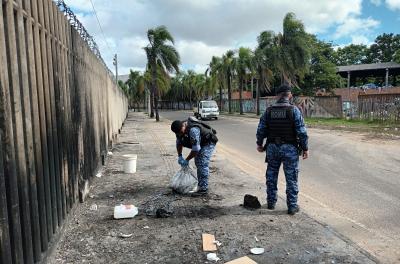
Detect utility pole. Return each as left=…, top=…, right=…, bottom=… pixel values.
left=113, top=53, right=118, bottom=85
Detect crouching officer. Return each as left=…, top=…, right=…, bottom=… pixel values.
left=256, top=85, right=309, bottom=215
left=171, top=117, right=218, bottom=196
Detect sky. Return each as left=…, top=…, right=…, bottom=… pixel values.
left=64, top=0, right=400, bottom=75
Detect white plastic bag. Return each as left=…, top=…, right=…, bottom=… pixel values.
left=170, top=166, right=198, bottom=194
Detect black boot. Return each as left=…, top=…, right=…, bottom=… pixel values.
left=267, top=203, right=275, bottom=210
left=288, top=206, right=300, bottom=215
left=191, top=189, right=208, bottom=197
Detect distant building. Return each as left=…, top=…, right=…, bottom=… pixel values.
left=118, top=74, right=129, bottom=83
left=336, top=62, right=400, bottom=89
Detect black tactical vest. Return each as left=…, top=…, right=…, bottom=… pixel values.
left=179, top=117, right=218, bottom=149
left=266, top=105, right=297, bottom=144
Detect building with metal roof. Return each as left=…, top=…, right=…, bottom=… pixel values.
left=336, top=62, right=400, bottom=88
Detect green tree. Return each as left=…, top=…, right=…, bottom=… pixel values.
left=206, top=56, right=225, bottom=109
left=126, top=70, right=145, bottom=110
left=118, top=80, right=129, bottom=95
left=144, top=26, right=180, bottom=121
left=302, top=36, right=341, bottom=95
left=254, top=30, right=276, bottom=115
left=222, top=50, right=235, bottom=113
left=367, top=33, right=400, bottom=63
left=182, top=70, right=197, bottom=107
left=235, top=47, right=254, bottom=114
left=275, top=13, right=311, bottom=86
left=395, top=50, right=400, bottom=64
left=335, top=44, right=368, bottom=65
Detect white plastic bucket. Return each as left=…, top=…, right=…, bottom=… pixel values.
left=122, top=154, right=137, bottom=173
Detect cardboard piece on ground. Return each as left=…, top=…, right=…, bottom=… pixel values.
left=225, top=256, right=258, bottom=264
left=202, top=234, right=217, bottom=251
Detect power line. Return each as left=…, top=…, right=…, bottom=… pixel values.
left=89, top=0, right=113, bottom=53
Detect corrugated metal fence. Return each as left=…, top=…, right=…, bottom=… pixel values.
left=0, top=0, right=128, bottom=263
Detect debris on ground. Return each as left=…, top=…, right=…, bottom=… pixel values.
left=89, top=204, right=98, bottom=211
left=202, top=234, right=218, bottom=251
left=96, top=172, right=102, bottom=178
left=156, top=208, right=173, bottom=218
left=119, top=233, right=133, bottom=238
left=225, top=256, right=257, bottom=264
left=213, top=240, right=222, bottom=247
left=250, top=248, right=265, bottom=255
left=243, top=194, right=261, bottom=209
left=141, top=193, right=175, bottom=217
left=206, top=253, right=220, bottom=262
left=49, top=113, right=379, bottom=264
left=113, top=204, right=138, bottom=219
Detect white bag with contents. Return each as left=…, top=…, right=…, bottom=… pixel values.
left=170, top=166, right=198, bottom=194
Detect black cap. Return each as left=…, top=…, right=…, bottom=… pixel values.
left=171, top=120, right=183, bottom=134
left=276, top=84, right=292, bottom=94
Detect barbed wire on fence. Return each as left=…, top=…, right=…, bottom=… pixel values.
left=55, top=0, right=115, bottom=78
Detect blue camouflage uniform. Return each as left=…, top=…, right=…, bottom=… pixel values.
left=256, top=98, right=308, bottom=209
left=177, top=127, right=216, bottom=191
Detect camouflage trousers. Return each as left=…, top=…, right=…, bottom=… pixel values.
left=194, top=144, right=216, bottom=191
left=265, top=144, right=299, bottom=209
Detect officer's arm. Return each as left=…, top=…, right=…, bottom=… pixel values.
left=293, top=107, right=309, bottom=151
left=176, top=137, right=183, bottom=156
left=185, top=127, right=201, bottom=161
left=256, top=111, right=268, bottom=147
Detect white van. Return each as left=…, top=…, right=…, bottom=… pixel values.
left=193, top=100, right=219, bottom=120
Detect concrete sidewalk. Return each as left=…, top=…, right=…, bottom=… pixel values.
left=49, top=112, right=376, bottom=264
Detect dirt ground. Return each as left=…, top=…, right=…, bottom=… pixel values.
left=48, top=112, right=376, bottom=264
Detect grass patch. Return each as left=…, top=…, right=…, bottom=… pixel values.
left=305, top=117, right=398, bottom=129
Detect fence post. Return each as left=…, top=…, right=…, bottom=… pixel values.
left=0, top=131, right=12, bottom=264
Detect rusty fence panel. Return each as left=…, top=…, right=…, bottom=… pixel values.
left=0, top=0, right=128, bottom=263
left=358, top=94, right=400, bottom=122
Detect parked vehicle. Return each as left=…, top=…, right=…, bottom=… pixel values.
left=193, top=100, right=219, bottom=120
left=362, top=83, right=377, bottom=89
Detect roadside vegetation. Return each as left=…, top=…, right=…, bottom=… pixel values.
left=305, top=117, right=400, bottom=135
left=117, top=13, right=400, bottom=122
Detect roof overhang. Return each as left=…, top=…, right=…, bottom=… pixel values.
left=336, top=62, right=400, bottom=78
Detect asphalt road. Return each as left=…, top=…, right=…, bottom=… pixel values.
left=160, top=110, right=400, bottom=263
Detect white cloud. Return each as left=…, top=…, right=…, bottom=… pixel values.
left=386, top=0, right=400, bottom=10
left=370, top=0, right=382, bottom=6
left=63, top=0, right=378, bottom=74
left=333, top=17, right=380, bottom=39
left=176, top=40, right=229, bottom=66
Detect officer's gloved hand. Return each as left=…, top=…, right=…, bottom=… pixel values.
left=178, top=156, right=189, bottom=166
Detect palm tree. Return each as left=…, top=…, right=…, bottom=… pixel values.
left=222, top=50, right=235, bottom=113
left=206, top=56, right=225, bottom=109
left=254, top=30, right=276, bottom=115
left=275, top=13, right=311, bottom=86
left=144, top=26, right=180, bottom=121
left=235, top=47, right=254, bottom=115
left=126, top=70, right=145, bottom=111
left=183, top=70, right=196, bottom=108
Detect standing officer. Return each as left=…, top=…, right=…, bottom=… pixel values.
left=256, top=85, right=309, bottom=215
left=171, top=117, right=218, bottom=196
